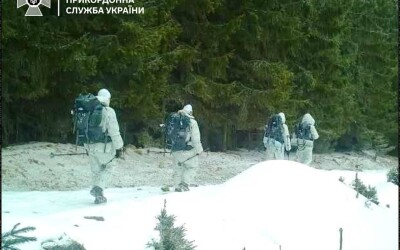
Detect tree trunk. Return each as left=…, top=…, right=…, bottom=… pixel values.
left=222, top=123, right=227, bottom=152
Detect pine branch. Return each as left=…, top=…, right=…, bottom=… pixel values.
left=2, top=223, right=37, bottom=250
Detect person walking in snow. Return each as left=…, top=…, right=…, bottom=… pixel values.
left=292, top=113, right=319, bottom=165
left=85, top=88, right=124, bottom=204
left=167, top=104, right=203, bottom=192
left=263, top=112, right=291, bottom=160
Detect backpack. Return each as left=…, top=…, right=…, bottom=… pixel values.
left=294, top=122, right=313, bottom=141
left=264, top=114, right=284, bottom=144
left=164, top=112, right=191, bottom=151
left=73, top=93, right=106, bottom=145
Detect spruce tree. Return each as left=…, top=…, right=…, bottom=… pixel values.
left=147, top=200, right=196, bottom=250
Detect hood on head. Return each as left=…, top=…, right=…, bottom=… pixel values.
left=302, top=113, right=315, bottom=125
left=278, top=112, right=286, bottom=124
left=182, top=104, right=193, bottom=115
left=97, top=88, right=111, bottom=107
left=98, top=89, right=111, bottom=99
left=96, top=95, right=110, bottom=107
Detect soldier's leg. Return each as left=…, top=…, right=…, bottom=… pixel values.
left=182, top=155, right=198, bottom=188
left=265, top=146, right=275, bottom=160
left=296, top=148, right=305, bottom=164
left=274, top=143, right=285, bottom=160
left=89, top=154, right=102, bottom=187
left=88, top=143, right=114, bottom=203
left=172, top=152, right=185, bottom=191
left=88, top=155, right=107, bottom=204
left=296, top=146, right=313, bottom=165
left=302, top=146, right=313, bottom=165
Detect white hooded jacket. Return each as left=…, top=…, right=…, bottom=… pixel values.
left=97, top=95, right=124, bottom=150
left=178, top=109, right=203, bottom=156
left=278, top=112, right=291, bottom=151
left=301, top=113, right=319, bottom=141
left=291, top=113, right=319, bottom=146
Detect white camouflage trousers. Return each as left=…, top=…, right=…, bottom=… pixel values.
left=265, top=139, right=285, bottom=160
left=296, top=141, right=314, bottom=165
left=172, top=150, right=199, bottom=187
left=84, top=142, right=116, bottom=188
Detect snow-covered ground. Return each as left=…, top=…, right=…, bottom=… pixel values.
left=1, top=142, right=398, bottom=250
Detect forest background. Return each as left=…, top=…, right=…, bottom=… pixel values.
left=2, top=0, right=398, bottom=154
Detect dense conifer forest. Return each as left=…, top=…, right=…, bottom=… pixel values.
left=2, top=0, right=397, bottom=154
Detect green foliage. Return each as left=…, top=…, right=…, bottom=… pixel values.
left=147, top=200, right=196, bottom=250
left=2, top=0, right=397, bottom=151
left=352, top=176, right=379, bottom=205
left=137, top=129, right=163, bottom=148
left=313, top=129, right=338, bottom=153
left=42, top=244, right=85, bottom=250
left=387, top=167, right=398, bottom=185
left=1, top=223, right=37, bottom=250
left=40, top=234, right=86, bottom=250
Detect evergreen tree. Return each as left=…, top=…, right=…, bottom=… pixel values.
left=147, top=200, right=196, bottom=250
left=1, top=0, right=397, bottom=152
left=387, top=167, right=398, bottom=185
left=343, top=0, right=397, bottom=149
left=352, top=176, right=379, bottom=205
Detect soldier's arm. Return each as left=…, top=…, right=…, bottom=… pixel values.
left=310, top=125, right=319, bottom=140
left=283, top=124, right=291, bottom=151
left=106, top=107, right=124, bottom=150
left=189, top=119, right=203, bottom=155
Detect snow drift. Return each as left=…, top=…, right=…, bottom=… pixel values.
left=2, top=160, right=398, bottom=250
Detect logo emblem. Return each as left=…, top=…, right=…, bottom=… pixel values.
left=17, top=0, right=51, bottom=16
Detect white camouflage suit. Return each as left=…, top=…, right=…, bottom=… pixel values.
left=84, top=91, right=124, bottom=190
left=171, top=105, right=203, bottom=188
left=292, top=113, right=319, bottom=165
left=263, top=112, right=291, bottom=160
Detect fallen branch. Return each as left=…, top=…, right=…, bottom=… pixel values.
left=84, top=216, right=105, bottom=221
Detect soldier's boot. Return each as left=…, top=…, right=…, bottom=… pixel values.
left=175, top=182, right=189, bottom=192
left=90, top=186, right=107, bottom=204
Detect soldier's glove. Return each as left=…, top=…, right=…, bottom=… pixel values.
left=115, top=148, right=123, bottom=158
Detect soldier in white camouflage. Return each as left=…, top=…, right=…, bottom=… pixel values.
left=292, top=113, right=319, bottom=165
left=85, top=88, right=124, bottom=204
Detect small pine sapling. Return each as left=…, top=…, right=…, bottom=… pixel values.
left=147, top=199, right=196, bottom=250
left=386, top=167, right=398, bottom=185
left=352, top=175, right=379, bottom=205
